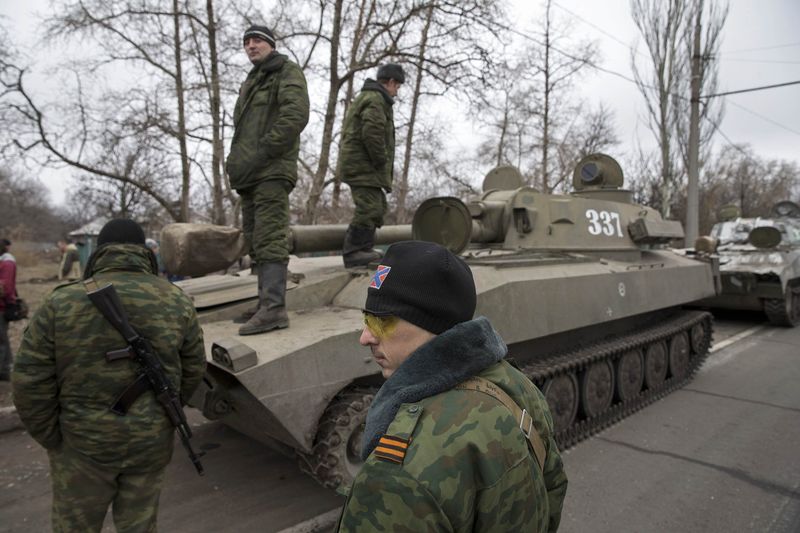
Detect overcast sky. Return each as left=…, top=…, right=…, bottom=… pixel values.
left=2, top=0, right=798, bottom=205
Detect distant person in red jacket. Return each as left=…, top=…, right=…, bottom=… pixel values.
left=0, top=238, right=17, bottom=381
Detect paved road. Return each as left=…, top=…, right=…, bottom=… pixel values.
left=1, top=315, right=797, bottom=532
left=559, top=320, right=800, bottom=532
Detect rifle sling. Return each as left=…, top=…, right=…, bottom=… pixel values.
left=454, top=376, right=548, bottom=472
left=111, top=374, right=150, bottom=415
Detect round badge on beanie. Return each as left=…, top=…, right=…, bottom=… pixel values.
left=364, top=241, right=476, bottom=334
left=97, top=219, right=146, bottom=246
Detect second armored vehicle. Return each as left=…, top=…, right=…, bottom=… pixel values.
left=168, top=154, right=720, bottom=489
left=698, top=201, right=800, bottom=326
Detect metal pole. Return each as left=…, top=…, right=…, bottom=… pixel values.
left=686, top=0, right=703, bottom=246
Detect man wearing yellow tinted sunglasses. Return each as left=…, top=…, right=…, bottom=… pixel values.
left=337, top=241, right=567, bottom=533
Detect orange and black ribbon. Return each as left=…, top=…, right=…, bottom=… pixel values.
left=374, top=435, right=409, bottom=465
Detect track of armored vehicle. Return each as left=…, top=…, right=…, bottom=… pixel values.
left=166, top=154, right=719, bottom=489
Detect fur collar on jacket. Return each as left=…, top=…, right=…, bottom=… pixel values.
left=361, top=316, right=507, bottom=459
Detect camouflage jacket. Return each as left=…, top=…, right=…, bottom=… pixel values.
left=338, top=79, right=395, bottom=192
left=226, top=51, right=310, bottom=191
left=12, top=244, right=205, bottom=471
left=337, top=317, right=568, bottom=532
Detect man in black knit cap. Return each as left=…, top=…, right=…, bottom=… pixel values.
left=338, top=63, right=405, bottom=268
left=336, top=240, right=568, bottom=533
left=227, top=24, right=309, bottom=335
left=13, top=219, right=205, bottom=532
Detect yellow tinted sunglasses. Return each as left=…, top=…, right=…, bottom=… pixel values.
left=363, top=313, right=398, bottom=339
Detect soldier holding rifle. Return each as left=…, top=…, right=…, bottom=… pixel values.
left=13, top=219, right=206, bottom=533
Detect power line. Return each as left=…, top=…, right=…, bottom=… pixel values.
left=721, top=58, right=800, bottom=65
left=722, top=41, right=800, bottom=54
left=550, top=1, right=645, bottom=58
left=726, top=100, right=800, bottom=137
left=701, top=80, right=800, bottom=99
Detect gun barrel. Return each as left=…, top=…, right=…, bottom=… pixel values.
left=289, top=224, right=412, bottom=254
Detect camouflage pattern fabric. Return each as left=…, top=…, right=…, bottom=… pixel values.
left=337, top=318, right=567, bottom=532
left=226, top=51, right=310, bottom=191
left=350, top=186, right=388, bottom=229
left=12, top=243, right=205, bottom=529
left=240, top=179, right=292, bottom=263
left=49, top=442, right=164, bottom=533
left=339, top=79, right=395, bottom=192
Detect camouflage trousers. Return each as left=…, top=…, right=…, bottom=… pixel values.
left=0, top=315, right=11, bottom=379
left=240, top=179, right=293, bottom=264
left=48, top=444, right=166, bottom=533
left=350, top=186, right=387, bottom=229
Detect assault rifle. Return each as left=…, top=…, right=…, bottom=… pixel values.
left=84, top=281, right=205, bottom=475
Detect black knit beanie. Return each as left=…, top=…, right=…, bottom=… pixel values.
left=376, top=63, right=406, bottom=84
left=243, top=24, right=276, bottom=48
left=97, top=219, right=146, bottom=246
left=363, top=241, right=476, bottom=334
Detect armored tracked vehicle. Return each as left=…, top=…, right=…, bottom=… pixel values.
left=170, top=154, right=719, bottom=489
left=698, top=201, right=800, bottom=326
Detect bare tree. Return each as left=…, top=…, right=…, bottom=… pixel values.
left=630, top=0, right=689, bottom=218
left=675, top=0, right=728, bottom=167
left=630, top=0, right=727, bottom=220
left=1, top=0, right=255, bottom=223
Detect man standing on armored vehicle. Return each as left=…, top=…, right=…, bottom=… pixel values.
left=227, top=24, right=310, bottom=335
left=336, top=241, right=568, bottom=532
left=12, top=219, right=206, bottom=532
left=338, top=64, right=405, bottom=268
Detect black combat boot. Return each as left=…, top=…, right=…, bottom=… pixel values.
left=233, top=263, right=260, bottom=324
left=238, top=262, right=290, bottom=335
left=342, top=225, right=383, bottom=268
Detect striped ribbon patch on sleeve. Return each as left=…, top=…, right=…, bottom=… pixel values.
left=374, top=435, right=410, bottom=465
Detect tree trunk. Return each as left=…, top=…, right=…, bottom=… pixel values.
left=302, top=0, right=344, bottom=224
left=396, top=3, right=434, bottom=223
left=541, top=0, right=552, bottom=193
left=206, top=0, right=225, bottom=225
left=172, top=0, right=191, bottom=222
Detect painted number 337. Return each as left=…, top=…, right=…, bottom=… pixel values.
left=585, top=209, right=624, bottom=237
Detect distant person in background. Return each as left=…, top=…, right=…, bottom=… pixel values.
left=57, top=240, right=81, bottom=281
left=0, top=238, right=17, bottom=381
left=145, top=238, right=166, bottom=277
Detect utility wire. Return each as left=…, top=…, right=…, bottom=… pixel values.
left=700, top=80, right=800, bottom=99
left=551, top=1, right=646, bottom=58
left=726, top=99, right=800, bottom=137
left=721, top=58, right=800, bottom=65
left=722, top=41, right=800, bottom=54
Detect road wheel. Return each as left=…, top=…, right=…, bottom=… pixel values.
left=580, top=361, right=615, bottom=418
left=300, top=388, right=375, bottom=489
left=644, top=341, right=668, bottom=389
left=764, top=286, right=800, bottom=327
left=668, top=332, right=690, bottom=380
left=690, top=322, right=706, bottom=355
left=615, top=349, right=644, bottom=402
left=543, top=373, right=579, bottom=433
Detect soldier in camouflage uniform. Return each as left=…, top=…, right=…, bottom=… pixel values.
left=12, top=219, right=205, bottom=533
left=337, top=241, right=568, bottom=532
left=226, top=24, right=310, bottom=335
left=338, top=64, right=405, bottom=268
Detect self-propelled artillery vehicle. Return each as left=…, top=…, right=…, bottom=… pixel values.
left=164, top=154, right=719, bottom=489
left=698, top=201, right=800, bottom=326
